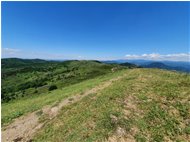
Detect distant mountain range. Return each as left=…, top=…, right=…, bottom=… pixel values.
left=2, top=58, right=190, bottom=73
left=120, top=62, right=140, bottom=68
left=142, top=62, right=190, bottom=73
left=102, top=59, right=190, bottom=73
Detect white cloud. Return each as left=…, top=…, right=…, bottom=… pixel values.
left=2, top=48, right=22, bottom=58
left=1, top=48, right=84, bottom=60
left=2, top=48, right=190, bottom=62
left=125, top=53, right=190, bottom=61
left=2, top=48, right=21, bottom=55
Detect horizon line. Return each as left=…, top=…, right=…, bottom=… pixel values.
left=1, top=57, right=190, bottom=63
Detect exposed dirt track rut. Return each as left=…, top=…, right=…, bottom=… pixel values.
left=2, top=74, right=126, bottom=142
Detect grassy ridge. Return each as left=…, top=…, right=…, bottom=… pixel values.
left=2, top=59, right=189, bottom=141
left=33, top=69, right=190, bottom=142
left=2, top=70, right=126, bottom=127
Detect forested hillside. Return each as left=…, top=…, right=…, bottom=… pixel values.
left=2, top=58, right=127, bottom=102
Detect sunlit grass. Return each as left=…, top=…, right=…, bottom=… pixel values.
left=33, top=69, right=190, bottom=142
left=2, top=70, right=126, bottom=127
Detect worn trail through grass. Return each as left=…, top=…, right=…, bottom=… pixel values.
left=2, top=72, right=127, bottom=142
left=33, top=69, right=190, bottom=142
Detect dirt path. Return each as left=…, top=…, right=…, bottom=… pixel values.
left=2, top=74, right=126, bottom=142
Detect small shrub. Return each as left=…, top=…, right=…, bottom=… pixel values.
left=184, top=126, right=190, bottom=134
left=48, top=85, right=57, bottom=91
left=34, top=89, right=38, bottom=93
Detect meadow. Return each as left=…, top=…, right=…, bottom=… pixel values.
left=2, top=59, right=190, bottom=142
left=33, top=69, right=190, bottom=142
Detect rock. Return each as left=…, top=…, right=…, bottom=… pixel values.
left=110, top=114, right=118, bottom=124
left=116, top=127, right=126, bottom=137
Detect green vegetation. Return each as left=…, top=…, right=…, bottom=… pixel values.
left=2, top=69, right=127, bottom=126
left=2, top=58, right=190, bottom=142
left=2, top=58, right=125, bottom=102
left=120, top=62, right=140, bottom=68
left=33, top=69, right=190, bottom=142
left=48, top=85, right=57, bottom=91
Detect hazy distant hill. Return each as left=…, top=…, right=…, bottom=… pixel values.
left=102, top=59, right=190, bottom=73
left=143, top=62, right=171, bottom=69
left=143, top=62, right=190, bottom=73
left=120, top=62, right=140, bottom=68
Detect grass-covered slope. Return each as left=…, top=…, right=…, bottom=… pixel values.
left=32, top=69, right=190, bottom=142
left=2, top=59, right=190, bottom=142
left=2, top=58, right=125, bottom=102
left=2, top=69, right=127, bottom=127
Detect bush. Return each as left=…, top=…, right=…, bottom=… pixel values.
left=48, top=85, right=57, bottom=91
left=34, top=89, right=38, bottom=93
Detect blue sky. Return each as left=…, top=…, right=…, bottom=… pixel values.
left=2, top=1, right=190, bottom=61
